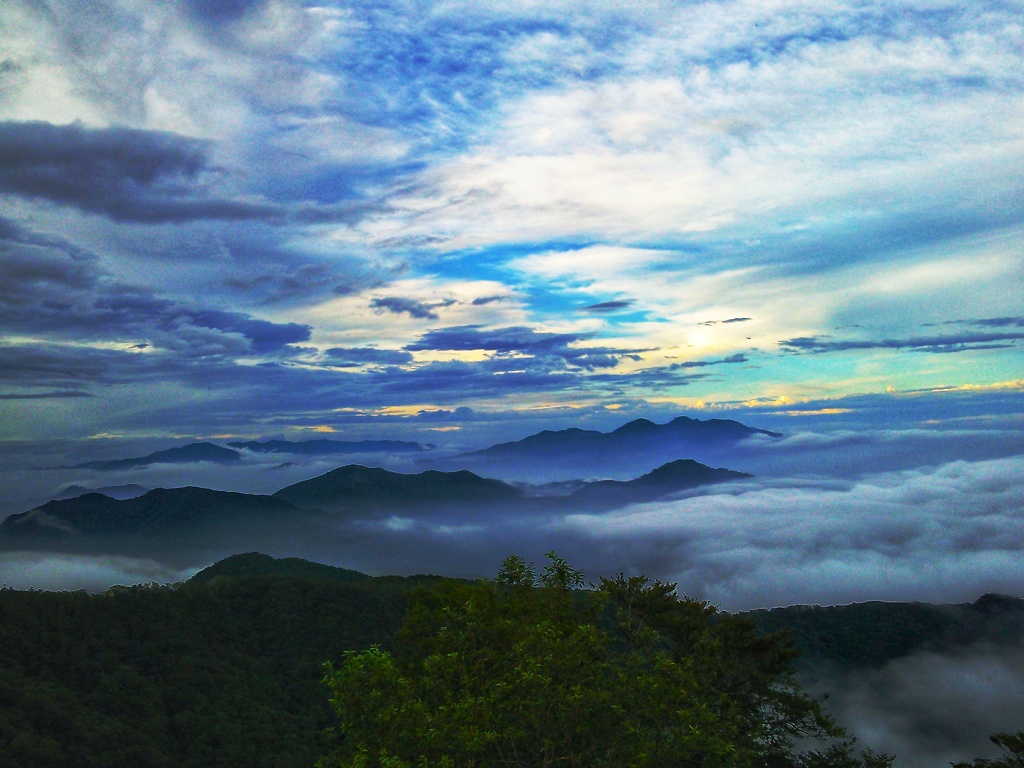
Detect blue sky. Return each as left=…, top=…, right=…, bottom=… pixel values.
left=0, top=0, right=1022, bottom=450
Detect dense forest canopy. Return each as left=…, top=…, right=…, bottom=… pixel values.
left=319, top=553, right=891, bottom=768
left=1, top=552, right=1021, bottom=768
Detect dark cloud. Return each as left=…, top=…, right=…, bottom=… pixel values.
left=780, top=331, right=1024, bottom=355
left=407, top=325, right=584, bottom=353
left=582, top=300, right=634, bottom=313
left=699, top=317, right=751, bottom=326
left=183, top=0, right=269, bottom=27
left=323, top=347, right=414, bottom=367
left=671, top=353, right=749, bottom=369
left=175, top=310, right=310, bottom=354
left=0, top=120, right=282, bottom=223
left=0, top=219, right=310, bottom=358
left=0, top=344, right=137, bottom=394
left=223, top=262, right=355, bottom=304
left=0, top=121, right=371, bottom=225
left=471, top=295, right=507, bottom=306
left=0, top=390, right=93, bottom=400
left=371, top=296, right=445, bottom=320
left=406, top=325, right=648, bottom=372
left=930, top=316, right=1024, bottom=329
left=371, top=360, right=579, bottom=398
left=588, top=366, right=710, bottom=391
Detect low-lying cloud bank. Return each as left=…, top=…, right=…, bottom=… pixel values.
left=556, top=454, right=1024, bottom=609
left=0, top=551, right=197, bottom=591
left=241, top=452, right=1024, bottom=613
left=3, top=454, right=1021, bottom=612
left=809, top=645, right=1024, bottom=768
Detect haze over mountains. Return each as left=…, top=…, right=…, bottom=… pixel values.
left=71, top=442, right=242, bottom=471
left=2, top=412, right=1022, bottom=612
left=449, top=415, right=781, bottom=480
left=0, top=453, right=751, bottom=568
left=228, top=438, right=431, bottom=456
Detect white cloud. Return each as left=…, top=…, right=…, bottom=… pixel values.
left=0, top=551, right=196, bottom=591
left=361, top=3, right=1024, bottom=249
left=555, top=454, right=1024, bottom=609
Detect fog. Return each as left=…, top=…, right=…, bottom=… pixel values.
left=0, top=551, right=198, bottom=591
left=808, top=645, right=1024, bottom=767
left=4, top=453, right=1022, bottom=611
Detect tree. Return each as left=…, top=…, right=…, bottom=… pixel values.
left=952, top=732, right=1024, bottom=768
left=319, top=553, right=891, bottom=768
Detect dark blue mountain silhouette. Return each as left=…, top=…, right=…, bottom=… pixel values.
left=72, top=442, right=241, bottom=470
left=229, top=438, right=430, bottom=455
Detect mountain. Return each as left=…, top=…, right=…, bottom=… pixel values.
left=450, top=415, right=781, bottom=481
left=229, top=438, right=431, bottom=456
left=0, top=487, right=302, bottom=539
left=72, top=441, right=241, bottom=470
left=744, top=592, right=1024, bottom=671
left=188, top=551, right=374, bottom=586
left=52, top=483, right=149, bottom=501
left=273, top=464, right=523, bottom=514
left=564, top=459, right=752, bottom=510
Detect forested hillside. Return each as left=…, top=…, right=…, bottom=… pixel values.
left=1, top=554, right=1022, bottom=768
left=0, top=555, right=440, bottom=768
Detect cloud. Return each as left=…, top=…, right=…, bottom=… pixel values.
left=183, top=0, right=270, bottom=29
left=931, top=316, right=1024, bottom=330
left=471, top=295, right=508, bottom=306
left=582, top=300, right=635, bottom=313
left=816, top=646, right=1024, bottom=768
left=0, top=218, right=310, bottom=358
left=780, top=331, right=1024, bottom=355
left=0, top=120, right=280, bottom=222
left=405, top=324, right=649, bottom=372
left=0, top=551, right=196, bottom=590
left=323, top=347, right=414, bottom=367
left=670, top=353, right=748, bottom=369
left=0, top=121, right=373, bottom=225
left=555, top=455, right=1024, bottom=610
left=371, top=296, right=447, bottom=320
left=407, top=325, right=585, bottom=354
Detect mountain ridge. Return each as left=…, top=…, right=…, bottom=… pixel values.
left=229, top=438, right=431, bottom=455
left=72, top=441, right=241, bottom=471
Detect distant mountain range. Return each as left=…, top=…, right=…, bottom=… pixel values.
left=229, top=438, right=431, bottom=455
left=0, top=456, right=750, bottom=554
left=272, top=465, right=522, bottom=514
left=72, top=441, right=241, bottom=470
left=564, top=459, right=751, bottom=510
left=52, top=415, right=779, bottom=483
left=1, top=487, right=300, bottom=539
left=52, top=484, right=149, bottom=501
left=65, top=438, right=431, bottom=472
left=747, top=592, right=1024, bottom=671
left=448, top=415, right=781, bottom=481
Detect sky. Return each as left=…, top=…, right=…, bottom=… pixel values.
left=1, top=0, right=1022, bottom=448
left=1, top=0, right=1024, bottom=603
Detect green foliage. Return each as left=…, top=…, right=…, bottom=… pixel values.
left=320, top=554, right=891, bottom=768
left=951, top=732, right=1024, bottom=768
left=0, top=565, right=432, bottom=768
